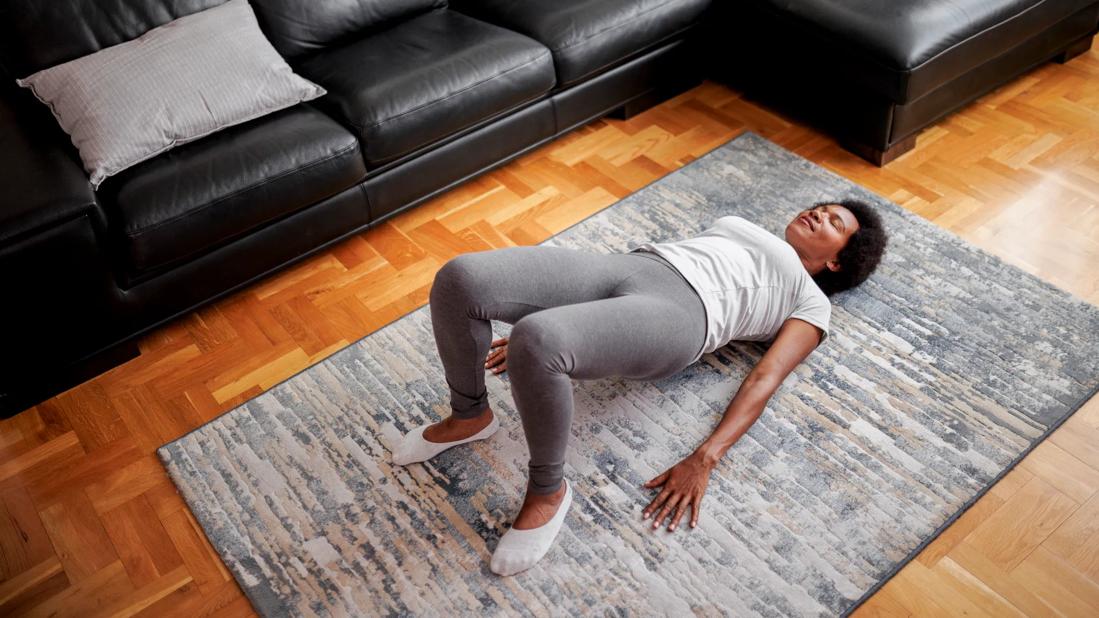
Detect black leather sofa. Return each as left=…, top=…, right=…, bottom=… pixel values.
left=0, top=0, right=709, bottom=417
left=709, top=0, right=1099, bottom=164
left=2, top=0, right=1096, bottom=418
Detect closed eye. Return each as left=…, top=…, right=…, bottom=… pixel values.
left=816, top=206, right=843, bottom=231
left=827, top=210, right=844, bottom=231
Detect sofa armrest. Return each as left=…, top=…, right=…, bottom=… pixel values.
left=0, top=78, right=107, bottom=245
left=0, top=79, right=131, bottom=415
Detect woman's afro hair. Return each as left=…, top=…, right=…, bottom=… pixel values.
left=811, top=198, right=888, bottom=296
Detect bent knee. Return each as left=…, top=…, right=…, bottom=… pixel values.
left=431, top=253, right=487, bottom=302
left=508, top=315, right=573, bottom=373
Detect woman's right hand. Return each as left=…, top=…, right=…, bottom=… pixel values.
left=485, top=336, right=509, bottom=374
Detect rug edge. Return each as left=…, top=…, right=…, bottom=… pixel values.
left=842, top=377, right=1099, bottom=615
left=156, top=442, right=294, bottom=617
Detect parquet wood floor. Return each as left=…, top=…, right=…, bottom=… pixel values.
left=3, top=40, right=1099, bottom=616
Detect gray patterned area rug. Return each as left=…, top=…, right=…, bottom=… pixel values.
left=159, top=132, right=1099, bottom=616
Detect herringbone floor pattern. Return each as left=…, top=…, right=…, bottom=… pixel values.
left=2, top=42, right=1098, bottom=616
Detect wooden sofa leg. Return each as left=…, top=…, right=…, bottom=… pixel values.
left=607, top=75, right=702, bottom=120
left=1054, top=35, right=1093, bottom=64
left=607, top=89, right=667, bottom=120
left=842, top=133, right=918, bottom=167
left=877, top=134, right=918, bottom=165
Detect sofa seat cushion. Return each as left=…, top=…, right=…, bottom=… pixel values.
left=741, top=0, right=1099, bottom=103
left=296, top=9, right=555, bottom=167
left=452, top=0, right=709, bottom=87
left=97, top=104, right=366, bottom=280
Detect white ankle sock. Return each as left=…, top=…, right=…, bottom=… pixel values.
left=490, top=479, right=572, bottom=576
left=391, top=414, right=499, bottom=466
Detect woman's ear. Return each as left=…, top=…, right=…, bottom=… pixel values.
left=825, top=258, right=842, bottom=273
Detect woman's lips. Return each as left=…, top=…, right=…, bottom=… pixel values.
left=800, top=215, right=814, bottom=231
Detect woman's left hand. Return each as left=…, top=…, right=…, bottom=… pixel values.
left=641, top=452, right=715, bottom=532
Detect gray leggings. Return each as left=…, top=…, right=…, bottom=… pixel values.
left=428, top=246, right=707, bottom=495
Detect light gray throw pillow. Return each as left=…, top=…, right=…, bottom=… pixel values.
left=15, top=0, right=326, bottom=189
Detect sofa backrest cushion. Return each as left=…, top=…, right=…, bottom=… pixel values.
left=15, top=0, right=327, bottom=190
left=0, top=0, right=226, bottom=78
left=249, top=0, right=449, bottom=59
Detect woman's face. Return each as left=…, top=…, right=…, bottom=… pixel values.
left=784, top=204, right=860, bottom=274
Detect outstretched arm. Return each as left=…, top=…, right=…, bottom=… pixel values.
left=693, top=318, right=822, bottom=465
left=641, top=318, right=823, bottom=532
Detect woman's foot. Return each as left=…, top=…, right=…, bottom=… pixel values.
left=391, top=407, right=499, bottom=466
left=513, top=481, right=568, bottom=529
left=422, top=407, right=494, bottom=443
left=490, top=479, right=573, bottom=576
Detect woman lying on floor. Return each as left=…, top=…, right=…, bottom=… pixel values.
left=393, top=199, right=888, bottom=576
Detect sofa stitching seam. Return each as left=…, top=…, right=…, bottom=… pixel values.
left=366, top=89, right=549, bottom=167
left=357, top=182, right=372, bottom=218
left=556, top=24, right=696, bottom=87
left=550, top=2, right=681, bottom=54
left=361, top=51, right=552, bottom=131
left=904, top=0, right=1056, bottom=74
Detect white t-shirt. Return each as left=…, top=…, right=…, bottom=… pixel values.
left=631, top=215, right=831, bottom=362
